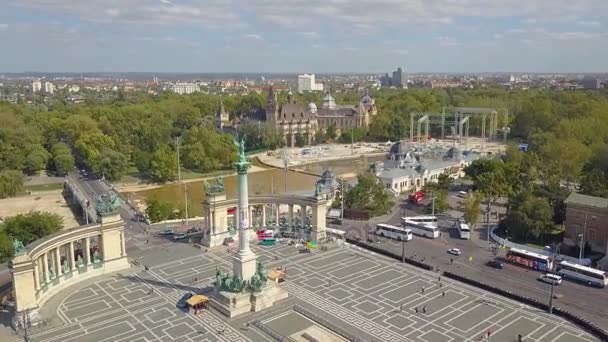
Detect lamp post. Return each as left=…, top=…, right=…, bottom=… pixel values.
left=579, top=214, right=595, bottom=262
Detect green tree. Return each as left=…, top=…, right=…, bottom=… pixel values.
left=97, top=148, right=129, bottom=181
left=24, top=145, right=51, bottom=175
left=149, top=146, right=177, bottom=182
left=435, top=173, right=454, bottom=191
left=0, top=230, right=12, bottom=262
left=344, top=172, right=394, bottom=217
left=425, top=190, right=448, bottom=214
left=504, top=194, right=554, bottom=243
left=0, top=170, right=24, bottom=198
left=144, top=199, right=176, bottom=223
left=51, top=142, right=75, bottom=175
left=1, top=211, right=63, bottom=245
left=463, top=192, right=481, bottom=228
left=325, top=124, right=337, bottom=142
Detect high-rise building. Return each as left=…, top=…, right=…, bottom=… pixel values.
left=32, top=80, right=42, bottom=93
left=380, top=67, right=408, bottom=89
left=43, top=82, right=54, bottom=94
left=297, top=73, right=324, bottom=93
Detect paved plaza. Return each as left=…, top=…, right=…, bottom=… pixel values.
left=8, top=241, right=600, bottom=342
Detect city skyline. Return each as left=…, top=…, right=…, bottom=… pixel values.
left=1, top=1, right=608, bottom=73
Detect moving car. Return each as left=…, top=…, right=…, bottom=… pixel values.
left=177, top=292, right=193, bottom=309
left=538, top=273, right=562, bottom=285
left=447, top=248, right=462, bottom=256
left=486, top=260, right=504, bottom=269
left=173, top=233, right=189, bottom=241
left=158, top=229, right=174, bottom=235
left=457, top=191, right=468, bottom=198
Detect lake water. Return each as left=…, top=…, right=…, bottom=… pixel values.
left=135, top=154, right=386, bottom=217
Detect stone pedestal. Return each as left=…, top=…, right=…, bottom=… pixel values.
left=251, top=283, right=288, bottom=312
left=233, top=250, right=257, bottom=281
left=209, top=289, right=253, bottom=318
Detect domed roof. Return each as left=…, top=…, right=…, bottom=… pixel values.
left=307, top=102, right=317, bottom=112
left=360, top=89, right=373, bottom=104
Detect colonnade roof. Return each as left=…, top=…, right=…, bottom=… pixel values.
left=204, top=194, right=327, bottom=207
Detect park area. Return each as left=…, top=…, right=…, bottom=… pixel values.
left=0, top=190, right=79, bottom=228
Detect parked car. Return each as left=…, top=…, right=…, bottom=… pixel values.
left=486, top=260, right=504, bottom=269
left=223, top=237, right=235, bottom=247
left=177, top=292, right=193, bottom=309
left=158, top=229, right=174, bottom=235
left=538, top=273, right=562, bottom=285
left=447, top=248, right=462, bottom=256
left=173, top=233, right=189, bottom=241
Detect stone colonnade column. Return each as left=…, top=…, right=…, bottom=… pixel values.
left=42, top=253, right=50, bottom=283
left=275, top=204, right=280, bottom=224
left=33, top=260, right=41, bottom=291
left=55, top=247, right=62, bottom=276
left=84, top=237, right=91, bottom=265
left=288, top=205, right=294, bottom=225
left=262, top=205, right=267, bottom=227
left=121, top=231, right=126, bottom=257
left=69, top=241, right=76, bottom=271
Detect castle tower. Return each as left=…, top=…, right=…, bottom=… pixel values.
left=265, top=86, right=278, bottom=122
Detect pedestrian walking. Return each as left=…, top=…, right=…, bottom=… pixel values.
left=450, top=258, right=454, bottom=264
left=440, top=282, right=443, bottom=288
left=421, top=287, right=425, bottom=294
left=517, top=334, right=522, bottom=342
left=422, top=306, right=427, bottom=314
left=442, top=291, right=446, bottom=297
left=414, top=307, right=419, bottom=314
left=146, top=239, right=149, bottom=245
left=486, top=329, right=492, bottom=340
left=399, top=304, right=403, bottom=312
left=438, top=275, right=441, bottom=282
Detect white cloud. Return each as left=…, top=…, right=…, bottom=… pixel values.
left=311, top=44, right=321, bottom=49
left=392, top=49, right=409, bottom=55
left=493, top=33, right=503, bottom=40
left=159, top=0, right=172, bottom=4
left=0, top=24, right=8, bottom=30
left=243, top=33, right=263, bottom=40
left=343, top=47, right=359, bottom=51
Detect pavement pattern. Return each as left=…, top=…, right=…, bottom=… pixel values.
left=10, top=241, right=600, bottom=342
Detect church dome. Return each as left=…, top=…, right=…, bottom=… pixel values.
left=308, top=102, right=317, bottom=113
left=360, top=89, right=373, bottom=104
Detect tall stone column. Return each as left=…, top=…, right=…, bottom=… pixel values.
left=288, top=205, right=294, bottom=225
left=262, top=206, right=267, bottom=227
left=69, top=241, right=76, bottom=271
left=233, top=144, right=257, bottom=281
left=84, top=237, right=91, bottom=265
left=33, top=261, right=41, bottom=291
left=275, top=204, right=280, bottom=224
left=55, top=247, right=62, bottom=276
left=42, top=253, right=50, bottom=283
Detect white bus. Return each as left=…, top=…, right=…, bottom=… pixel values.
left=456, top=221, right=470, bottom=240
left=375, top=224, right=413, bottom=241
left=557, top=261, right=608, bottom=288
left=505, top=248, right=553, bottom=272
left=402, top=220, right=440, bottom=239
left=402, top=215, right=438, bottom=227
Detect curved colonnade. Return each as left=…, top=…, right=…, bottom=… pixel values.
left=10, top=213, right=130, bottom=327
left=202, top=193, right=329, bottom=247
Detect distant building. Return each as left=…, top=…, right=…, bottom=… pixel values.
left=32, top=80, right=42, bottom=93
left=43, top=82, right=54, bottom=95
left=170, top=83, right=198, bottom=94
left=563, top=192, right=608, bottom=256
left=579, top=78, right=601, bottom=90
left=244, top=87, right=376, bottom=147
left=380, top=67, right=407, bottom=89
left=215, top=100, right=230, bottom=131
left=372, top=141, right=479, bottom=195
left=297, top=74, right=324, bottom=93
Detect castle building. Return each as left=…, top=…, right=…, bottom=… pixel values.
left=215, top=100, right=230, bottom=131
left=245, top=86, right=377, bottom=147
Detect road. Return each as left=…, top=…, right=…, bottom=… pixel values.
left=333, top=194, right=608, bottom=330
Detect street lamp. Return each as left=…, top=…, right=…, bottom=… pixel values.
left=579, top=214, right=595, bottom=262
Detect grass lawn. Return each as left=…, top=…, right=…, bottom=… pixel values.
left=23, top=183, right=64, bottom=192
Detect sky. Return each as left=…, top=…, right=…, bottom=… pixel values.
left=1, top=0, right=608, bottom=73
